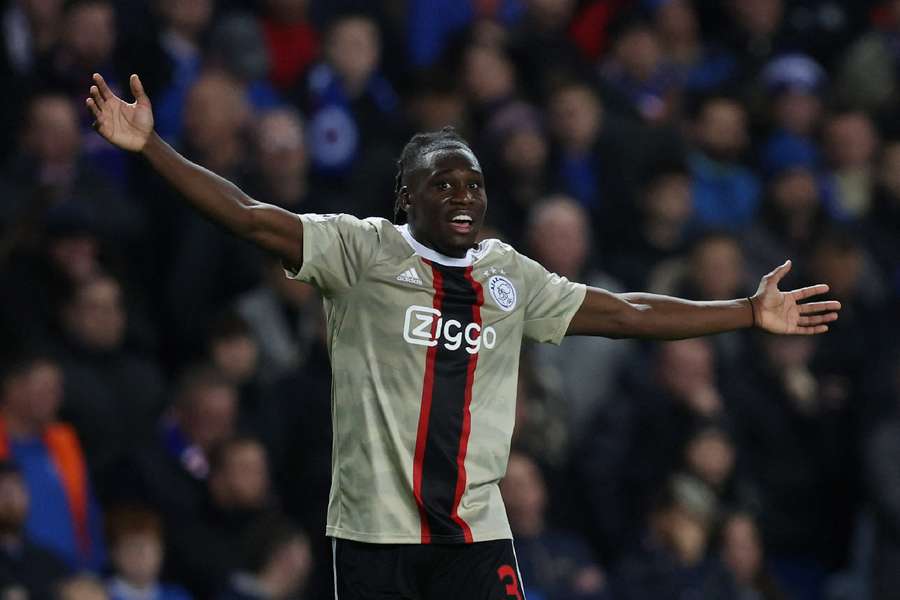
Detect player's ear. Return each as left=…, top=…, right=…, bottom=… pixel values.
left=398, top=185, right=411, bottom=211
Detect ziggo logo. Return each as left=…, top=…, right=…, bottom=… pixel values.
left=403, top=305, right=497, bottom=354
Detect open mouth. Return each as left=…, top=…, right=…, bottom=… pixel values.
left=449, top=214, right=474, bottom=234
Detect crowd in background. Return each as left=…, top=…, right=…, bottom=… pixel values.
left=0, top=0, right=899, bottom=598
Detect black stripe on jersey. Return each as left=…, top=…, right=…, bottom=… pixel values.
left=420, top=262, right=478, bottom=543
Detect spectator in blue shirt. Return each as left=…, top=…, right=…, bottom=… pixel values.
left=0, top=352, right=106, bottom=571
left=106, top=506, right=192, bottom=600
left=687, top=95, right=760, bottom=230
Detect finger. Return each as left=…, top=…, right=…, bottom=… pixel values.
left=90, top=85, right=104, bottom=109
left=92, top=72, right=111, bottom=100
left=790, top=284, right=830, bottom=301
left=798, top=313, right=838, bottom=326
left=798, top=300, right=842, bottom=314
left=797, top=324, right=829, bottom=335
left=86, top=97, right=102, bottom=120
left=767, top=260, right=792, bottom=286
left=130, top=73, right=146, bottom=102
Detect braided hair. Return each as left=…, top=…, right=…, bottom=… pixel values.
left=393, top=126, right=472, bottom=223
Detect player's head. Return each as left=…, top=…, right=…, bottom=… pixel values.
left=394, top=127, right=487, bottom=258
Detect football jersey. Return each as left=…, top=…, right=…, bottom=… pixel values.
left=286, top=213, right=586, bottom=544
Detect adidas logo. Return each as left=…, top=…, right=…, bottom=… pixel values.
left=396, top=268, right=423, bottom=285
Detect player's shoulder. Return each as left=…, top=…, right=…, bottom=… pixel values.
left=472, top=237, right=516, bottom=260
left=301, top=212, right=389, bottom=229
left=474, top=237, right=543, bottom=270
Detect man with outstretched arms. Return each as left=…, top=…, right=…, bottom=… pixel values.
left=86, top=74, right=840, bottom=599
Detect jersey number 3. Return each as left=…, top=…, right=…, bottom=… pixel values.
left=497, top=565, right=522, bottom=600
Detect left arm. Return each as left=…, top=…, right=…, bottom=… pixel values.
left=567, top=260, right=841, bottom=339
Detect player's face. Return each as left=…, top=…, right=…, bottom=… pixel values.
left=404, top=148, right=487, bottom=257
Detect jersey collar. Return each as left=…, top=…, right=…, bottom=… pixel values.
left=398, top=224, right=476, bottom=267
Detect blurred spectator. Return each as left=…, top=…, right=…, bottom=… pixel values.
left=179, top=71, right=251, bottom=176
left=0, top=352, right=106, bottom=570
left=481, top=101, right=550, bottom=243
left=682, top=427, right=734, bottom=493
left=758, top=55, right=827, bottom=216
left=687, top=94, right=761, bottom=230
left=260, top=0, right=319, bottom=92
left=573, top=338, right=725, bottom=560
left=406, top=0, right=524, bottom=67
left=106, top=506, right=191, bottom=600
left=729, top=335, right=855, bottom=598
left=722, top=0, right=791, bottom=79
left=526, top=196, right=634, bottom=444
left=823, top=110, right=879, bottom=219
left=247, top=107, right=311, bottom=213
left=165, top=72, right=263, bottom=355
left=607, top=160, right=693, bottom=290
left=863, top=355, right=900, bottom=600
left=150, top=0, right=215, bottom=143
left=219, top=513, right=312, bottom=600
left=207, top=13, right=282, bottom=111
left=866, top=139, right=900, bottom=296
left=167, top=436, right=275, bottom=598
left=1, top=0, right=62, bottom=77
left=254, top=325, right=332, bottom=594
left=124, top=366, right=237, bottom=522
left=406, top=72, right=467, bottom=134
left=807, top=231, right=886, bottom=417
left=836, top=0, right=900, bottom=112
left=546, top=80, right=645, bottom=236
left=511, top=358, right=569, bottom=468
left=568, top=0, right=630, bottom=61
left=612, top=474, right=738, bottom=599
left=205, top=311, right=267, bottom=433
left=235, top=258, right=320, bottom=385
left=678, top=233, right=748, bottom=301
left=43, top=0, right=118, bottom=95
left=59, top=574, right=110, bottom=600
left=0, top=92, right=145, bottom=241
left=654, top=232, right=751, bottom=369
left=506, top=0, right=588, bottom=102
left=599, top=15, right=679, bottom=124
left=761, top=54, right=826, bottom=144
left=0, top=0, right=64, bottom=163
left=680, top=424, right=758, bottom=514
left=0, top=460, right=70, bottom=600
left=0, top=200, right=103, bottom=351
left=719, top=511, right=788, bottom=600
left=742, top=156, right=829, bottom=278
left=502, top=451, right=609, bottom=600
left=651, top=0, right=736, bottom=93
left=304, top=13, right=401, bottom=182
left=460, top=40, right=519, bottom=133
left=56, top=274, right=166, bottom=497
left=47, top=0, right=130, bottom=183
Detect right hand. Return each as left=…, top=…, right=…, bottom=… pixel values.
left=86, top=73, right=154, bottom=152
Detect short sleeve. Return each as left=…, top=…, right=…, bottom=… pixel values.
left=519, top=253, right=587, bottom=344
left=284, top=213, right=382, bottom=296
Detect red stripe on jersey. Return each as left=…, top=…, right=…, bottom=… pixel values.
left=449, top=267, right=482, bottom=543
left=413, top=260, right=443, bottom=544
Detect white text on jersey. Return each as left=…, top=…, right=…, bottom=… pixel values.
left=403, top=305, right=496, bottom=354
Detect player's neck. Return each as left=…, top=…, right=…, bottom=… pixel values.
left=402, top=224, right=471, bottom=262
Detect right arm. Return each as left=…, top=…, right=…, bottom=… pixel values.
left=86, top=73, right=303, bottom=271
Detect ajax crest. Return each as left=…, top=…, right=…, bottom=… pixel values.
left=488, top=275, right=516, bottom=312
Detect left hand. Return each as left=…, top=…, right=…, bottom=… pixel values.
left=752, top=260, right=841, bottom=335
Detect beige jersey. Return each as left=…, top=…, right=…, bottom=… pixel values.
left=286, top=214, right=586, bottom=544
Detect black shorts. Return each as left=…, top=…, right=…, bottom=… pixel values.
left=332, top=537, right=527, bottom=600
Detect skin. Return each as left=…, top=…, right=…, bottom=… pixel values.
left=86, top=73, right=840, bottom=337
left=397, top=147, right=487, bottom=258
